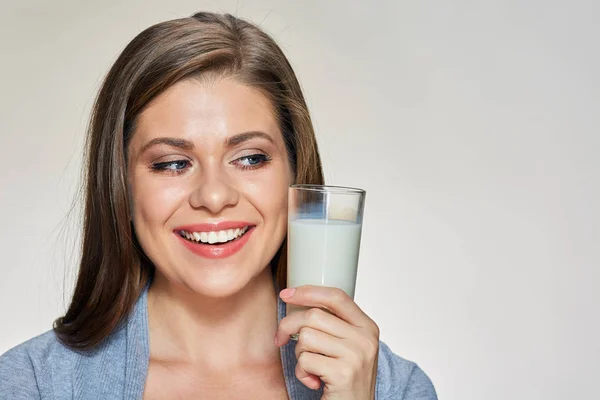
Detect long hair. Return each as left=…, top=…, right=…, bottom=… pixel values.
left=54, top=12, right=324, bottom=350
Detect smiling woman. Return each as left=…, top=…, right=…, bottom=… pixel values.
left=0, top=11, right=436, bottom=400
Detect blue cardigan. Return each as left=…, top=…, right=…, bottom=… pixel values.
left=0, top=287, right=437, bottom=399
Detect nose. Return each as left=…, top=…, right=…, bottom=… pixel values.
left=189, top=167, right=239, bottom=214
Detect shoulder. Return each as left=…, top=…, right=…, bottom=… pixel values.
left=0, top=330, right=67, bottom=398
left=376, top=341, right=438, bottom=400
left=0, top=323, right=134, bottom=399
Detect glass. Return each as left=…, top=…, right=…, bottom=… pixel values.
left=286, top=184, right=366, bottom=324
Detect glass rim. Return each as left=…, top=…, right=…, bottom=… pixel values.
left=290, top=184, right=366, bottom=195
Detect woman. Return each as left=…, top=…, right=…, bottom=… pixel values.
left=0, top=12, right=436, bottom=399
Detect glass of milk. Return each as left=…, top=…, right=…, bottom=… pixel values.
left=286, top=184, right=366, bottom=321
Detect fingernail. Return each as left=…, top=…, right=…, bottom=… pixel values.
left=279, top=287, right=296, bottom=299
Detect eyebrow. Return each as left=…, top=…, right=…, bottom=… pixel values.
left=139, top=131, right=275, bottom=155
left=226, top=131, right=275, bottom=147
left=140, top=137, right=194, bottom=154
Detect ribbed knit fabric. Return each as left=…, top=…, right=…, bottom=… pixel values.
left=0, top=286, right=437, bottom=399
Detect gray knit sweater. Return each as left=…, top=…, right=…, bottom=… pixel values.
left=0, top=287, right=437, bottom=399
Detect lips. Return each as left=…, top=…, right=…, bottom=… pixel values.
left=173, top=221, right=255, bottom=259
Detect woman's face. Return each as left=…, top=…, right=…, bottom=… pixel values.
left=127, top=78, right=292, bottom=297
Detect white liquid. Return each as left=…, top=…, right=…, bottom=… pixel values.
left=287, top=219, right=362, bottom=314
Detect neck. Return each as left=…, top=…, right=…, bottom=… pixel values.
left=147, top=267, right=280, bottom=370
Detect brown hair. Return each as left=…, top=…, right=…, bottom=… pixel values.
left=54, top=12, right=324, bottom=350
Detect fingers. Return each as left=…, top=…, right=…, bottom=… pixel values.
left=275, top=306, right=349, bottom=348
left=295, top=358, right=321, bottom=390
left=295, top=350, right=367, bottom=391
left=295, top=351, right=333, bottom=390
left=293, top=326, right=347, bottom=360
left=280, top=286, right=371, bottom=327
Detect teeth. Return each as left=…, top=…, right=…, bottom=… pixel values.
left=181, top=226, right=250, bottom=244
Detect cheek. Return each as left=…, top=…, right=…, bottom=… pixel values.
left=241, top=162, right=291, bottom=223
left=131, top=171, right=189, bottom=226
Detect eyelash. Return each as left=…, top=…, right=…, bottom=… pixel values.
left=151, top=160, right=190, bottom=175
left=150, top=154, right=272, bottom=175
left=235, top=154, right=272, bottom=170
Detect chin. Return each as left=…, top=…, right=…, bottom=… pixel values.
left=178, top=265, right=265, bottom=299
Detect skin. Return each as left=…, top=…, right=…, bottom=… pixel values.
left=127, top=77, right=379, bottom=399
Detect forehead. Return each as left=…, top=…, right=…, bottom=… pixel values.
left=133, top=78, right=280, bottom=144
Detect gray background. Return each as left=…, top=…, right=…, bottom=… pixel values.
left=1, top=0, right=598, bottom=399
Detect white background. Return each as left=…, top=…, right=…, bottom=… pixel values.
left=1, top=1, right=599, bottom=399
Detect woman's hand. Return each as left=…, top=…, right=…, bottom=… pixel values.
left=275, top=286, right=380, bottom=400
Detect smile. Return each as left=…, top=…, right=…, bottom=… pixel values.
left=173, top=222, right=255, bottom=259
left=178, top=226, right=249, bottom=245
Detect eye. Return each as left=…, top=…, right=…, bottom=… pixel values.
left=233, top=154, right=271, bottom=170
left=151, top=159, right=191, bottom=174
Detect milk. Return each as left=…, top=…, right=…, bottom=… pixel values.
left=287, top=219, right=362, bottom=314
